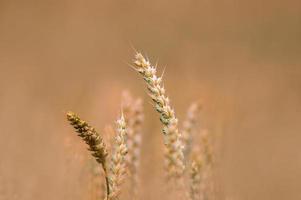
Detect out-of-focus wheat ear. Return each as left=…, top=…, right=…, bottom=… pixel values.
left=109, top=113, right=128, bottom=200
left=182, top=102, right=201, bottom=162
left=129, top=97, right=143, bottom=199
left=122, top=91, right=144, bottom=199
left=201, top=129, right=213, bottom=165
left=201, top=129, right=216, bottom=200
left=66, top=111, right=110, bottom=199
left=133, top=52, right=185, bottom=183
left=121, top=90, right=133, bottom=115
left=189, top=157, right=203, bottom=200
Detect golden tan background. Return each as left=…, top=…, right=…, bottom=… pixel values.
left=0, top=0, right=301, bottom=199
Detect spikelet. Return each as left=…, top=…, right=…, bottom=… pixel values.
left=182, top=102, right=201, bottom=161
left=109, top=114, right=128, bottom=200
left=122, top=91, right=144, bottom=199
left=133, top=52, right=185, bottom=182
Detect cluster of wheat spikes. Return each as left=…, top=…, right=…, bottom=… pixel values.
left=66, top=52, right=216, bottom=200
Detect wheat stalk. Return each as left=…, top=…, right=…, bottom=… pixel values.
left=66, top=111, right=110, bottom=199
left=182, top=102, right=201, bottom=162
left=133, top=52, right=185, bottom=184
left=109, top=114, right=128, bottom=200
left=122, top=91, right=144, bottom=199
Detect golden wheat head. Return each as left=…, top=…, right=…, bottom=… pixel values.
left=122, top=91, right=144, bottom=199
left=109, top=114, right=128, bottom=200
left=133, top=52, right=185, bottom=183
left=66, top=111, right=108, bottom=167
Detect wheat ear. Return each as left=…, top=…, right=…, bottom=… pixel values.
left=133, top=53, right=184, bottom=182
left=66, top=112, right=110, bottom=199
left=122, top=91, right=144, bottom=199
left=109, top=114, right=128, bottom=200
left=182, top=102, right=201, bottom=161
left=200, top=130, right=215, bottom=200
left=189, top=157, right=203, bottom=200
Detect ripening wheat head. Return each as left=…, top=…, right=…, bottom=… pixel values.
left=122, top=91, right=144, bottom=199
left=66, top=111, right=111, bottom=199
left=66, top=111, right=108, bottom=168
left=109, top=114, right=128, bottom=200
left=133, top=52, right=184, bottom=182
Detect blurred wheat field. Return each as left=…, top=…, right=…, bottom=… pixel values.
left=0, top=0, right=301, bottom=200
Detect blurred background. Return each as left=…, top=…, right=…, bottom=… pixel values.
left=0, top=0, right=301, bottom=199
